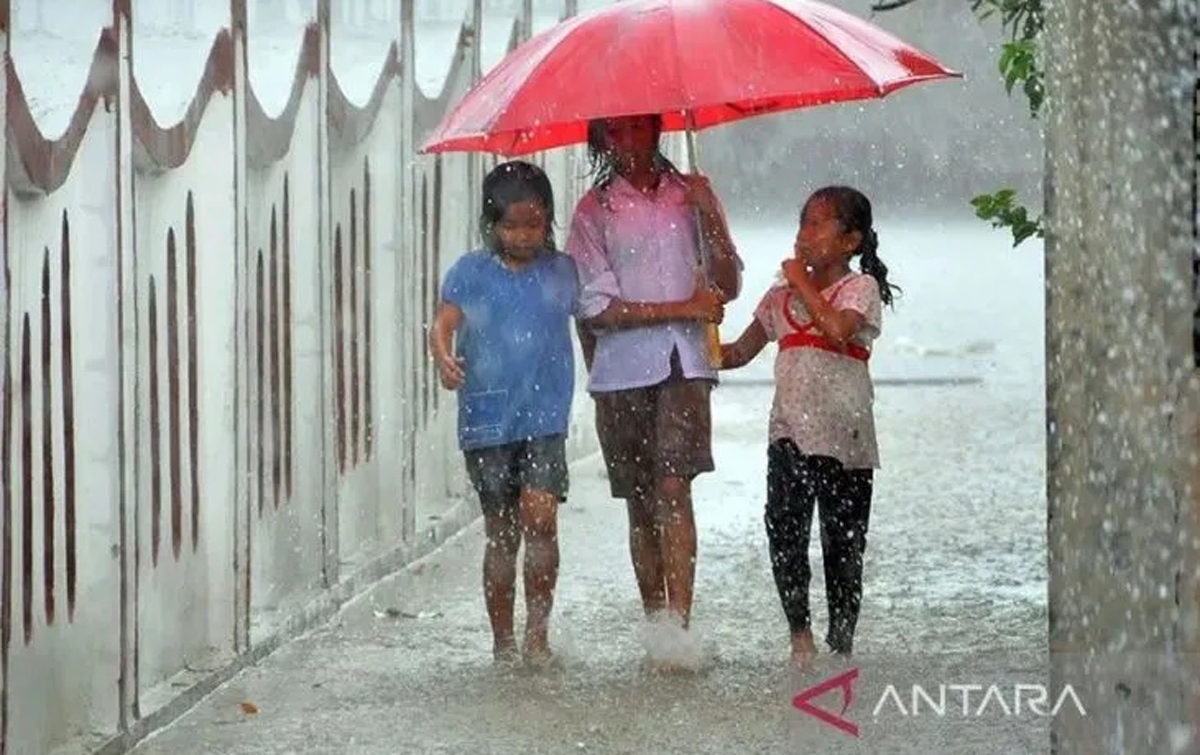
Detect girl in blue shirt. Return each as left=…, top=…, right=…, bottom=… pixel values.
left=429, top=161, right=578, bottom=666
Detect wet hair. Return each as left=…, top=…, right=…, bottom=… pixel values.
left=804, top=185, right=899, bottom=307
left=586, top=115, right=680, bottom=192
left=480, top=160, right=556, bottom=252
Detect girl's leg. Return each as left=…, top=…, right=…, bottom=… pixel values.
left=656, top=476, right=696, bottom=627
left=764, top=440, right=818, bottom=665
left=483, top=504, right=522, bottom=661
left=817, top=464, right=874, bottom=656
left=653, top=355, right=713, bottom=630
left=595, top=387, right=665, bottom=616
left=627, top=495, right=667, bottom=616
left=518, top=487, right=560, bottom=661
left=466, top=445, right=524, bottom=661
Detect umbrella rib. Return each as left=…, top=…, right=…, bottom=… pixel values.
left=760, top=0, right=891, bottom=96
left=669, top=0, right=687, bottom=121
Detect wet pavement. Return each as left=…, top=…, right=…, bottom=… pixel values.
left=129, top=376, right=1050, bottom=755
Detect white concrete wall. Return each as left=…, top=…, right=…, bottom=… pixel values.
left=4, top=98, right=125, bottom=755
left=0, top=2, right=593, bottom=753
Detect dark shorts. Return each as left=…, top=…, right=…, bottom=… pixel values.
left=592, top=352, right=714, bottom=500
left=463, top=434, right=569, bottom=516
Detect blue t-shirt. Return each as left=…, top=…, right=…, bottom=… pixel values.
left=441, top=249, right=579, bottom=451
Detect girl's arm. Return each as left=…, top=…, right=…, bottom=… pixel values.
left=567, top=202, right=724, bottom=332
left=720, top=319, right=769, bottom=370
left=699, top=207, right=740, bottom=300
left=428, top=301, right=466, bottom=390
left=584, top=282, right=724, bottom=330
left=683, top=175, right=741, bottom=301
left=576, top=320, right=597, bottom=372
left=782, top=261, right=866, bottom=345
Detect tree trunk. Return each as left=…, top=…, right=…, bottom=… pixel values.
left=1044, top=1, right=1199, bottom=752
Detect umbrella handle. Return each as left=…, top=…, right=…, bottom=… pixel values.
left=685, top=114, right=723, bottom=369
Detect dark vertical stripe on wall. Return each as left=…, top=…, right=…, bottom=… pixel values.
left=60, top=213, right=77, bottom=616
left=167, top=231, right=182, bottom=560
left=39, top=251, right=55, bottom=624
left=363, top=162, right=373, bottom=460
left=333, top=226, right=345, bottom=473
left=349, top=190, right=359, bottom=466
left=270, top=209, right=281, bottom=507
left=20, top=316, right=32, bottom=643
left=186, top=195, right=200, bottom=548
left=148, top=281, right=161, bottom=566
left=255, top=252, right=265, bottom=516
left=282, top=178, right=293, bottom=497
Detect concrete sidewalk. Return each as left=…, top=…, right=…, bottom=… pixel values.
left=130, top=379, right=1049, bottom=754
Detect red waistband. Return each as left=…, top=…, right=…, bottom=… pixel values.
left=779, top=331, right=870, bottom=361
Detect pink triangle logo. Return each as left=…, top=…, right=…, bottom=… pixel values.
left=792, top=667, right=860, bottom=737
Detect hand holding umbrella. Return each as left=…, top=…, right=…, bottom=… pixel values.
left=679, top=171, right=736, bottom=365
left=684, top=270, right=728, bottom=325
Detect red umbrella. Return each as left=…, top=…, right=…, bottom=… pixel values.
left=420, top=0, right=960, bottom=156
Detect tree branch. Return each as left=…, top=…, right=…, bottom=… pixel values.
left=869, top=0, right=923, bottom=10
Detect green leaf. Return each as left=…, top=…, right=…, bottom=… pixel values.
left=970, top=190, right=1044, bottom=247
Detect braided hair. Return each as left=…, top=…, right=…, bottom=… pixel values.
left=805, top=185, right=899, bottom=307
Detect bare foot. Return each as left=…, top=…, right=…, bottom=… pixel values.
left=827, top=649, right=854, bottom=670
left=493, top=638, right=520, bottom=666
left=638, top=610, right=707, bottom=674
left=522, top=632, right=554, bottom=668
left=791, top=630, right=817, bottom=670
left=523, top=650, right=556, bottom=670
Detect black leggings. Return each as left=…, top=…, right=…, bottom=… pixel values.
left=765, top=439, right=873, bottom=654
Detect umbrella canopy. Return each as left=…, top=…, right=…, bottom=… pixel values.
left=420, top=0, right=960, bottom=156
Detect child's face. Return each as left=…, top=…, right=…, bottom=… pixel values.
left=495, top=199, right=549, bottom=260
left=602, top=116, right=659, bottom=174
left=794, top=197, right=860, bottom=270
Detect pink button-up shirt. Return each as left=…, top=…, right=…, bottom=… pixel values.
left=565, top=172, right=742, bottom=393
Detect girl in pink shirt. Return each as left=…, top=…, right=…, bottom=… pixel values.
left=566, top=114, right=740, bottom=666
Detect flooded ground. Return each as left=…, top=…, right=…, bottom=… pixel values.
left=129, top=218, right=1051, bottom=754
